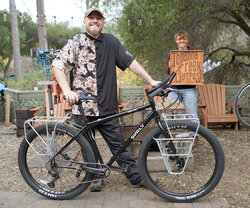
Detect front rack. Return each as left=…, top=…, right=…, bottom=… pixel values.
left=153, top=110, right=200, bottom=175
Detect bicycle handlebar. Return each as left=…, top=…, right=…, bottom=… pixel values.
left=63, top=95, right=97, bottom=103
left=147, top=72, right=176, bottom=100
left=63, top=72, right=176, bottom=105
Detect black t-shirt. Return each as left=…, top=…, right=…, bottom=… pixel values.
left=93, top=33, right=134, bottom=116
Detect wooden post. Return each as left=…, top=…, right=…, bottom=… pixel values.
left=4, top=94, right=11, bottom=126
left=45, top=87, right=50, bottom=116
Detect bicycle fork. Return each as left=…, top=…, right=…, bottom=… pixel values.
left=155, top=113, right=185, bottom=170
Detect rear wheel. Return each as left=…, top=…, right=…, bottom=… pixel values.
left=18, top=123, right=95, bottom=200
left=138, top=121, right=225, bottom=202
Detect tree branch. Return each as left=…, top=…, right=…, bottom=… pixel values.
left=210, top=6, right=250, bottom=36
left=207, top=47, right=250, bottom=59
left=90, top=0, right=100, bottom=8
left=210, top=17, right=239, bottom=26
left=22, top=38, right=33, bottom=44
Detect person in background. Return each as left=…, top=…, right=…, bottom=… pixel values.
left=52, top=7, right=160, bottom=192
left=166, top=31, right=199, bottom=146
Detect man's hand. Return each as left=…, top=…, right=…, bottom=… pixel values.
left=168, top=60, right=172, bottom=68
left=64, top=90, right=79, bottom=105
left=53, top=67, right=78, bottom=105
left=150, top=80, right=161, bottom=87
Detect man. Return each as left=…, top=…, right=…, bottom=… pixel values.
left=52, top=7, right=160, bottom=192
left=166, top=31, right=199, bottom=146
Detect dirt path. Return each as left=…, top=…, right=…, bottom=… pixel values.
left=0, top=122, right=249, bottom=208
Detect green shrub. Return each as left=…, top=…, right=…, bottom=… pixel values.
left=6, top=69, right=49, bottom=90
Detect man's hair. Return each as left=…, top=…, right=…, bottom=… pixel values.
left=174, top=31, right=189, bottom=40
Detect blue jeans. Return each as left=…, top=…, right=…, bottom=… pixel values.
left=168, top=87, right=198, bottom=122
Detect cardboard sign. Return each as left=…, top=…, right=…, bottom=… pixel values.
left=170, top=50, right=203, bottom=85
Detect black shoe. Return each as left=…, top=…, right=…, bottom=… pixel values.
left=131, top=178, right=159, bottom=188
left=90, top=180, right=102, bottom=192
left=131, top=181, right=145, bottom=188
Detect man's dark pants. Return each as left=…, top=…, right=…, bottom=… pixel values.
left=74, top=115, right=141, bottom=184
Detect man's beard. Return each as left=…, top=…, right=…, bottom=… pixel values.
left=88, top=26, right=102, bottom=37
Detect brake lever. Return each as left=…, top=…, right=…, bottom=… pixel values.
left=161, top=89, right=171, bottom=97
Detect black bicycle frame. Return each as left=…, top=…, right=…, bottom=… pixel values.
left=53, top=73, right=179, bottom=168
left=53, top=96, right=172, bottom=168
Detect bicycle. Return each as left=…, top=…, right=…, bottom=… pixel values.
left=18, top=72, right=225, bottom=202
left=31, top=48, right=60, bottom=81
left=234, top=62, right=250, bottom=128
left=234, top=82, right=250, bottom=128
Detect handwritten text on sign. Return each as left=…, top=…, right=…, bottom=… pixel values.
left=170, top=50, right=203, bottom=85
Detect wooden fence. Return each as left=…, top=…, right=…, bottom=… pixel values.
left=0, top=85, right=243, bottom=121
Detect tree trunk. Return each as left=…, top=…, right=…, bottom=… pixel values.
left=36, top=0, right=48, bottom=51
left=9, top=0, right=22, bottom=82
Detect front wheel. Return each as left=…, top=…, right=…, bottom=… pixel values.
left=18, top=123, right=95, bottom=200
left=138, top=121, right=225, bottom=202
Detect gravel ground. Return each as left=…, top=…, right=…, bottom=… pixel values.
left=0, top=122, right=249, bottom=208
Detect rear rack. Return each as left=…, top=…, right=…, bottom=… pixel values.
left=23, top=113, right=79, bottom=156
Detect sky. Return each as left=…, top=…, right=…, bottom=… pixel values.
left=0, top=0, right=86, bottom=27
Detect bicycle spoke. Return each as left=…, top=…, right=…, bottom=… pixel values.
left=139, top=121, right=224, bottom=202
left=24, top=127, right=90, bottom=193
left=146, top=132, right=216, bottom=194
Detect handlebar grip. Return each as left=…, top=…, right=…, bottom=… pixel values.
left=79, top=95, right=97, bottom=101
